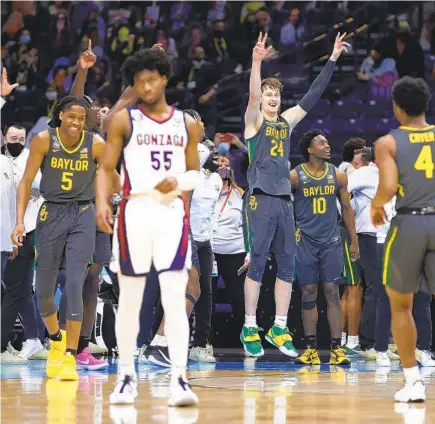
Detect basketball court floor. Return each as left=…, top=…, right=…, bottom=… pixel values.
left=1, top=349, right=434, bottom=424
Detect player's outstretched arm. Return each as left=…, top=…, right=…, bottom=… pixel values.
left=281, top=33, right=350, bottom=128
left=371, top=134, right=398, bottom=226
left=11, top=131, right=49, bottom=246
left=70, top=40, right=96, bottom=97
left=337, top=169, right=359, bottom=260
left=244, top=32, right=272, bottom=137
left=95, top=109, right=129, bottom=233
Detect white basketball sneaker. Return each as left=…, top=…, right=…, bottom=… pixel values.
left=110, top=374, right=138, bottom=405
left=394, top=380, right=426, bottom=403
left=168, top=376, right=199, bottom=407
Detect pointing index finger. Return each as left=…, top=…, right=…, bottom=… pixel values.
left=88, top=39, right=92, bottom=51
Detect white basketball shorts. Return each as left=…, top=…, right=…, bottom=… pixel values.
left=110, top=196, right=192, bottom=276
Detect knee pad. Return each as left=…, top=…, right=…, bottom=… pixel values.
left=275, top=255, right=295, bottom=284
left=247, top=253, right=269, bottom=282
left=35, top=269, right=58, bottom=318
left=302, top=300, right=317, bottom=310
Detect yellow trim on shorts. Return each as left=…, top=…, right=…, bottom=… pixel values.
left=301, top=162, right=329, bottom=180
left=382, top=226, right=398, bottom=286
left=56, top=128, right=85, bottom=154
left=344, top=240, right=355, bottom=285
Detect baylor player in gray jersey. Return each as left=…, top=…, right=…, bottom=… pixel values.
left=371, top=77, right=434, bottom=403
left=290, top=129, right=358, bottom=366
left=241, top=32, right=350, bottom=358
left=11, top=96, right=114, bottom=381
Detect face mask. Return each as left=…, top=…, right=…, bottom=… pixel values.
left=218, top=167, right=232, bottom=181
left=213, top=29, right=224, bottom=38
left=217, top=142, right=230, bottom=156
left=20, top=35, right=31, bottom=44
left=6, top=143, right=24, bottom=157
left=192, top=59, right=204, bottom=67
left=46, top=91, right=58, bottom=101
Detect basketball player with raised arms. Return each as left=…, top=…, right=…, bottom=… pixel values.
left=241, top=32, right=350, bottom=357
left=291, top=130, right=358, bottom=366
left=371, top=76, right=435, bottom=403
left=95, top=48, right=202, bottom=407
left=11, top=96, right=115, bottom=381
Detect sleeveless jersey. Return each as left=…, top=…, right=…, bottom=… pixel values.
left=293, top=162, right=340, bottom=244
left=121, top=106, right=187, bottom=196
left=246, top=117, right=292, bottom=196
left=390, top=125, right=435, bottom=210
left=40, top=127, right=96, bottom=202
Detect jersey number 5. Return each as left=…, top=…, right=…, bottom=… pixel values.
left=61, top=172, right=73, bottom=191
left=414, top=145, right=434, bottom=179
left=151, top=151, right=173, bottom=170
left=313, top=197, right=326, bottom=214
left=270, top=140, right=284, bottom=157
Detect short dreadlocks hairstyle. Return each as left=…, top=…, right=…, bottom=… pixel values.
left=48, top=96, right=89, bottom=128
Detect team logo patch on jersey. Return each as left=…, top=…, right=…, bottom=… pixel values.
left=131, top=109, right=144, bottom=121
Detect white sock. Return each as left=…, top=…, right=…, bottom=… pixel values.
left=151, top=334, right=167, bottom=347
left=341, top=332, right=347, bottom=346
left=347, top=335, right=359, bottom=348
left=403, top=366, right=421, bottom=385
left=274, top=315, right=287, bottom=328
left=116, top=273, right=146, bottom=377
left=159, top=269, right=189, bottom=385
left=245, top=314, right=257, bottom=327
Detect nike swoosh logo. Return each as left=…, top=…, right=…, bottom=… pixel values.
left=82, top=205, right=90, bottom=211
left=79, top=359, right=90, bottom=364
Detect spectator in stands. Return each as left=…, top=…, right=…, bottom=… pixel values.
left=170, top=1, right=192, bottom=35
left=280, top=8, right=305, bottom=47
left=420, top=12, right=435, bottom=53
left=213, top=163, right=247, bottom=332
left=204, top=19, right=239, bottom=76
left=154, top=28, right=179, bottom=67
left=364, top=21, right=425, bottom=79
left=207, top=1, right=228, bottom=26
left=181, top=24, right=206, bottom=62
left=176, top=46, right=218, bottom=137
left=240, top=1, right=266, bottom=24
left=109, top=24, right=135, bottom=64
left=256, top=9, right=280, bottom=46
left=50, top=11, right=73, bottom=58
left=80, top=3, right=105, bottom=44
left=14, top=46, right=44, bottom=94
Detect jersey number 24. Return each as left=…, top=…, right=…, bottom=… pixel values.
left=414, top=145, right=434, bottom=179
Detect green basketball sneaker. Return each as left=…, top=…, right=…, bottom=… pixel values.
left=345, top=344, right=361, bottom=356
left=265, top=325, right=298, bottom=358
left=240, top=325, right=264, bottom=357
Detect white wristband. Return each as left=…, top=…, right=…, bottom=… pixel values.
left=175, top=170, right=200, bottom=191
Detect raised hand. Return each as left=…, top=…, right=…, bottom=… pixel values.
left=151, top=43, right=164, bottom=52
left=79, top=39, right=96, bottom=70
left=330, top=32, right=351, bottom=61
left=1, top=67, right=19, bottom=97
left=252, top=32, right=273, bottom=63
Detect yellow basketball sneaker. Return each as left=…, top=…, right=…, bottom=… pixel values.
left=58, top=352, right=79, bottom=381
left=46, top=330, right=67, bottom=379
left=329, top=347, right=351, bottom=366
left=265, top=325, right=298, bottom=358
left=295, top=348, right=321, bottom=365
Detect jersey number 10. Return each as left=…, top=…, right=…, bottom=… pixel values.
left=414, top=145, right=434, bottom=179
left=313, top=197, right=326, bottom=214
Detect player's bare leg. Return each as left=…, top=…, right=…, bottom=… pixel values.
left=346, top=283, right=362, bottom=354
left=386, top=287, right=425, bottom=403
left=110, top=274, right=146, bottom=405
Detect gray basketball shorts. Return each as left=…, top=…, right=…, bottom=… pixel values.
left=382, top=214, right=435, bottom=294
left=35, top=201, right=96, bottom=271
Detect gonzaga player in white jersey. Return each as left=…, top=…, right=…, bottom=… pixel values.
left=96, top=48, right=202, bottom=407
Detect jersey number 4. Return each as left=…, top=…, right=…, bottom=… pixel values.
left=414, top=145, right=434, bottom=179
left=151, top=151, right=173, bottom=170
